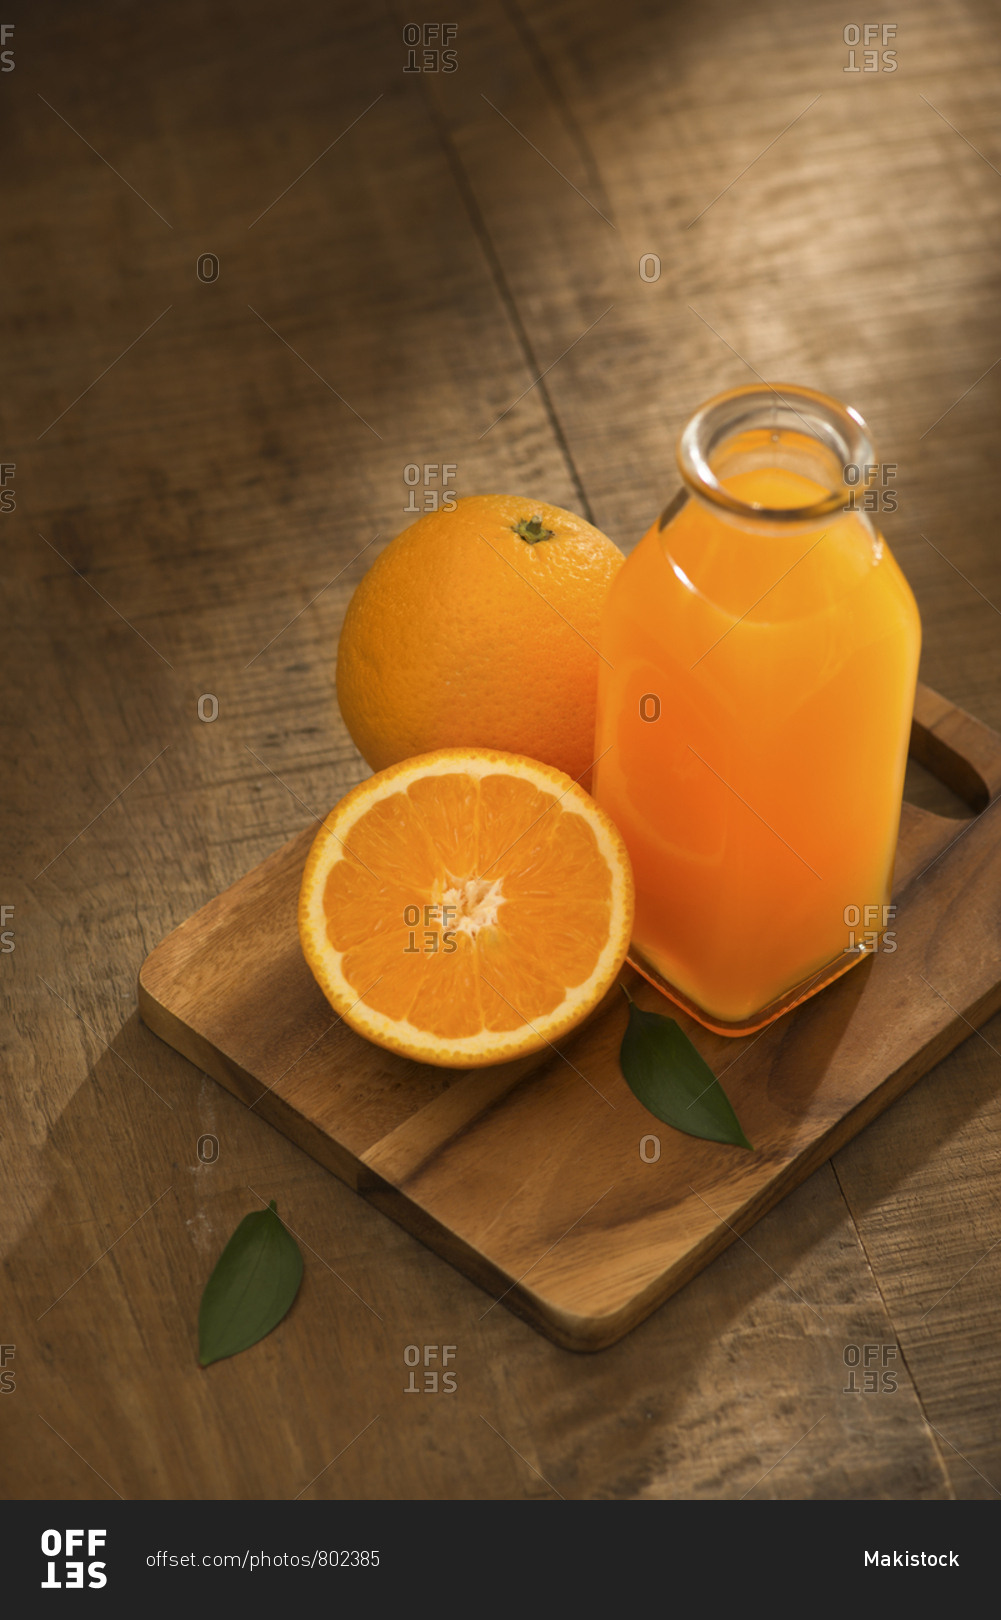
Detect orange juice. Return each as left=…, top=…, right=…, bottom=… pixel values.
left=592, top=386, right=921, bottom=1034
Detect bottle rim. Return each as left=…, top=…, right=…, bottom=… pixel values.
left=676, top=382, right=876, bottom=525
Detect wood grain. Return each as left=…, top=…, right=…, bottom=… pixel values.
left=3, top=0, right=1000, bottom=1497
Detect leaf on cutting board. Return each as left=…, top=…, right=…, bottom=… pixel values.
left=198, top=1199, right=304, bottom=1367
left=620, top=996, right=753, bottom=1150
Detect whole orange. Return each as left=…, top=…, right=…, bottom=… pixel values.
left=336, top=495, right=623, bottom=788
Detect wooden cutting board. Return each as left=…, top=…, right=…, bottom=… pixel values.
left=138, top=684, right=1001, bottom=1350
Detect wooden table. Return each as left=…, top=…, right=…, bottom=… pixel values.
left=3, top=0, right=1000, bottom=1500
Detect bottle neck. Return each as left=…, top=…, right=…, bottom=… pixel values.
left=677, top=384, right=877, bottom=537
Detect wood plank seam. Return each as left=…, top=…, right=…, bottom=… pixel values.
left=829, top=1158, right=957, bottom=1500
left=414, top=38, right=598, bottom=523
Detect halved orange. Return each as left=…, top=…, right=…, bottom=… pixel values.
left=298, top=748, right=634, bottom=1068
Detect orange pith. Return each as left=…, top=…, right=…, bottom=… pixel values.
left=298, top=749, right=634, bottom=1068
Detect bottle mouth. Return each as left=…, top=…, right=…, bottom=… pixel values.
left=676, top=383, right=876, bottom=526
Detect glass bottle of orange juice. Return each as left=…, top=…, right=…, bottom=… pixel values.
left=592, top=384, right=921, bottom=1035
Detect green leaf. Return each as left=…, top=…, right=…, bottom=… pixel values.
left=198, top=1200, right=303, bottom=1367
left=620, top=997, right=753, bottom=1150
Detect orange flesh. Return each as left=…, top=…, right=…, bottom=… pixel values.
left=325, top=772, right=614, bottom=1039
left=593, top=465, right=922, bottom=1027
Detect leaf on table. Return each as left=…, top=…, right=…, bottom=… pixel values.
left=198, top=1199, right=303, bottom=1367
left=620, top=998, right=753, bottom=1150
